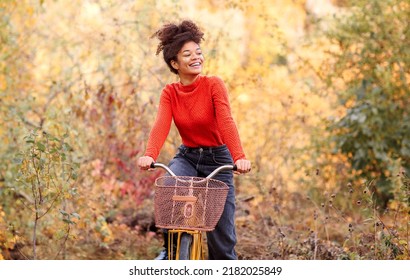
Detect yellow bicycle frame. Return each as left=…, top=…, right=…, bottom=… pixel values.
left=168, top=229, right=204, bottom=260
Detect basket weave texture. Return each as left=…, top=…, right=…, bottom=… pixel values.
left=154, top=176, right=229, bottom=231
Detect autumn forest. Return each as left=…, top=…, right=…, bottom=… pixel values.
left=0, top=0, right=409, bottom=260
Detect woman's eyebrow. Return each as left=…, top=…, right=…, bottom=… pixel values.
left=181, top=48, right=201, bottom=53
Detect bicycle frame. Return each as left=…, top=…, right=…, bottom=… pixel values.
left=168, top=229, right=203, bottom=260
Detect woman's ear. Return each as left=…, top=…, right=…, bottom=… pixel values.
left=170, top=60, right=179, bottom=71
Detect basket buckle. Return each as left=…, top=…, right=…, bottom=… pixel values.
left=172, top=195, right=198, bottom=219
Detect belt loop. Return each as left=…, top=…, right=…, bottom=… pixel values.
left=180, top=144, right=188, bottom=155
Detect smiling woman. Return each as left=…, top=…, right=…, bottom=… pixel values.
left=170, top=41, right=204, bottom=85
left=137, top=20, right=251, bottom=260
left=151, top=20, right=204, bottom=76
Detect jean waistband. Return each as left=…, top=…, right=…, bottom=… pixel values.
left=180, top=144, right=227, bottom=154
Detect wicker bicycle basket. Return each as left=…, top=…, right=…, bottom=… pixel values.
left=154, top=176, right=229, bottom=231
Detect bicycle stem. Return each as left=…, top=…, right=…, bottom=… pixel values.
left=150, top=162, right=237, bottom=179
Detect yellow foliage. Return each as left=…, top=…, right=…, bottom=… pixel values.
left=0, top=206, right=15, bottom=256
left=95, top=215, right=114, bottom=244
left=3, top=0, right=405, bottom=260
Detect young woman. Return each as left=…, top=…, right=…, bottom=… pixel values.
left=138, top=20, right=251, bottom=260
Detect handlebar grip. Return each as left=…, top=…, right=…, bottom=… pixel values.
left=233, top=165, right=238, bottom=171
left=150, top=162, right=156, bottom=169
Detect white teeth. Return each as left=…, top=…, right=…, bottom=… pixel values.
left=190, top=63, right=200, bottom=66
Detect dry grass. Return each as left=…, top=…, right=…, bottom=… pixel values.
left=3, top=173, right=408, bottom=260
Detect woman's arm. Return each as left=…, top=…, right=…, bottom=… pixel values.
left=211, top=77, right=248, bottom=162
left=142, top=88, right=173, bottom=162
left=211, top=77, right=251, bottom=173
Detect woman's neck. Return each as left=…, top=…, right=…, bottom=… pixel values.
left=179, top=74, right=200, bottom=86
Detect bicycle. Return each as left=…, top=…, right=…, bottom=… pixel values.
left=150, top=162, right=236, bottom=260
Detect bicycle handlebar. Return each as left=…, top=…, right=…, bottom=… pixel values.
left=151, top=162, right=176, bottom=176
left=150, top=162, right=237, bottom=179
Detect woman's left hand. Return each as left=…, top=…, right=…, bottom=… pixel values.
left=234, top=159, right=251, bottom=174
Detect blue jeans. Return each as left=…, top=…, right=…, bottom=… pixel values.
left=167, top=144, right=237, bottom=260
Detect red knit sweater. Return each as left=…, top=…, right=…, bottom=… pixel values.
left=144, top=75, right=246, bottom=162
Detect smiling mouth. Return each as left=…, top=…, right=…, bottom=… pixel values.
left=189, top=62, right=201, bottom=67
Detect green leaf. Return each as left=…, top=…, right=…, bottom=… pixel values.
left=60, top=209, right=69, bottom=216
left=12, top=157, right=23, bottom=164
left=36, top=142, right=46, bottom=152
left=71, top=212, right=80, bottom=219
left=398, top=240, right=407, bottom=245
left=63, top=218, right=75, bottom=225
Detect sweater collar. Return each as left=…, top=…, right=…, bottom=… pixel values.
left=177, top=75, right=203, bottom=92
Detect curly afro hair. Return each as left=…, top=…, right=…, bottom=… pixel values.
left=151, top=20, right=204, bottom=74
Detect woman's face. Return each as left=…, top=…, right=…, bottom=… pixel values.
left=171, top=41, right=204, bottom=76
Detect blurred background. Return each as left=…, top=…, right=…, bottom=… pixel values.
left=0, top=0, right=409, bottom=260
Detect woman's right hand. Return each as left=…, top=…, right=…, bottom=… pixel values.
left=138, top=156, right=155, bottom=170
